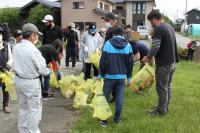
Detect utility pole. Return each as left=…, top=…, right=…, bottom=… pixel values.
left=185, top=0, right=188, bottom=25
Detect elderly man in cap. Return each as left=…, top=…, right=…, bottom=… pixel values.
left=42, top=15, right=63, bottom=45
left=0, top=26, right=13, bottom=113
left=12, top=23, right=49, bottom=133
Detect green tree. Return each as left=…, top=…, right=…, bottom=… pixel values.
left=27, top=4, right=51, bottom=30
left=0, top=7, right=22, bottom=30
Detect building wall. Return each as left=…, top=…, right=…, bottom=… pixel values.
left=145, top=2, right=154, bottom=27
left=126, top=2, right=133, bottom=26
left=61, top=0, right=108, bottom=30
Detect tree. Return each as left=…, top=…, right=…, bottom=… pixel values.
left=0, top=8, right=22, bottom=30
left=27, top=4, right=51, bottom=30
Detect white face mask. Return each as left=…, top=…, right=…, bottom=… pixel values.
left=0, top=34, right=3, bottom=43
left=105, top=22, right=112, bottom=30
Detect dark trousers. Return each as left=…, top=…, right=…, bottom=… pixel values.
left=84, top=63, right=98, bottom=80
left=66, top=48, right=76, bottom=67
left=0, top=83, right=9, bottom=107
left=155, top=63, right=176, bottom=113
left=103, top=79, right=125, bottom=121
left=186, top=49, right=195, bottom=61
left=39, top=74, right=50, bottom=94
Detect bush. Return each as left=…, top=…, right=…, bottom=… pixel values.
left=27, top=4, right=51, bottom=30
left=0, top=8, right=22, bottom=31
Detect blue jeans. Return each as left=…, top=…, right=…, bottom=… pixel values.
left=39, top=74, right=50, bottom=93
left=103, top=79, right=125, bottom=122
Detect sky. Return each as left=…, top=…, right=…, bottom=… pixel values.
left=0, top=0, right=200, bottom=21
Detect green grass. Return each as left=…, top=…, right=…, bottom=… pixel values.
left=187, top=36, right=200, bottom=41
left=69, top=61, right=200, bottom=133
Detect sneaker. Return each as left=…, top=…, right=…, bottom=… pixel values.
left=146, top=109, right=166, bottom=116
left=99, top=120, right=108, bottom=128
left=114, top=119, right=121, bottom=124
left=42, top=93, right=54, bottom=100
left=3, top=107, right=11, bottom=113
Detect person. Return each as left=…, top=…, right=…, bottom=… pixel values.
left=124, top=24, right=132, bottom=41
left=39, top=39, right=63, bottom=99
left=186, top=40, right=197, bottom=61
left=129, top=40, right=150, bottom=69
left=142, top=10, right=179, bottom=116
left=2, top=22, right=11, bottom=42
left=13, top=30, right=23, bottom=44
left=98, top=27, right=133, bottom=127
left=64, top=23, right=79, bottom=68
left=81, top=23, right=101, bottom=80
left=103, top=12, right=118, bottom=42
left=42, top=15, right=63, bottom=45
left=0, top=27, right=13, bottom=113
left=12, top=23, right=49, bottom=133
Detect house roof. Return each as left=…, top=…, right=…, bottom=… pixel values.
left=186, top=8, right=200, bottom=14
left=93, top=7, right=126, bottom=19
left=20, top=0, right=61, bottom=11
left=111, top=0, right=155, bottom=3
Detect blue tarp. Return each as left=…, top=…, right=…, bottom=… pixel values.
left=188, top=24, right=200, bottom=36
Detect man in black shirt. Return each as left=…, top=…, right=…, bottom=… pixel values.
left=42, top=15, right=63, bottom=45
left=142, top=10, right=179, bottom=116
left=64, top=23, right=78, bottom=68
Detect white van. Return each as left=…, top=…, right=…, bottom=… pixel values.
left=137, top=26, right=150, bottom=37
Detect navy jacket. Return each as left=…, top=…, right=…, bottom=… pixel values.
left=98, top=36, right=133, bottom=83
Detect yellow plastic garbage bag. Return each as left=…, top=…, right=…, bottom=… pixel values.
left=49, top=70, right=59, bottom=89
left=91, top=80, right=103, bottom=94
left=0, top=71, right=17, bottom=100
left=89, top=51, right=100, bottom=69
left=60, top=82, right=75, bottom=99
left=73, top=73, right=85, bottom=87
left=73, top=91, right=88, bottom=108
left=91, top=94, right=112, bottom=120
left=84, top=79, right=95, bottom=104
left=131, top=64, right=155, bottom=91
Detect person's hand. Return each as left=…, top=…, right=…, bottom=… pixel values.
left=141, top=56, right=152, bottom=64
left=127, top=82, right=132, bottom=87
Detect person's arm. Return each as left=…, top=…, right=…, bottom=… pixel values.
left=58, top=28, right=63, bottom=41
left=134, top=52, right=140, bottom=62
left=98, top=42, right=108, bottom=78
left=42, top=29, right=46, bottom=45
left=126, top=45, right=134, bottom=84
left=33, top=49, right=49, bottom=76
left=6, top=44, right=13, bottom=69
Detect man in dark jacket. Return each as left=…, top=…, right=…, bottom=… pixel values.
left=42, top=15, right=63, bottom=45
left=98, top=27, right=133, bottom=127
left=142, top=10, right=179, bottom=116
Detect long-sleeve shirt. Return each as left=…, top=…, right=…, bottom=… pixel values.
left=81, top=31, right=102, bottom=63
left=12, top=39, right=49, bottom=78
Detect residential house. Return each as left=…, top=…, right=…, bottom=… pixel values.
left=112, top=0, right=156, bottom=30
left=185, top=9, right=200, bottom=25
left=20, top=0, right=61, bottom=26
left=61, top=0, right=115, bottom=30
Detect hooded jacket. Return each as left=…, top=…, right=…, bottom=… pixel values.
left=98, top=36, right=133, bottom=82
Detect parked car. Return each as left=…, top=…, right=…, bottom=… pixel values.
left=137, top=26, right=150, bottom=39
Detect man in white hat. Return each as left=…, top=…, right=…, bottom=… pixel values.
left=12, top=23, right=49, bottom=133
left=42, top=15, right=63, bottom=45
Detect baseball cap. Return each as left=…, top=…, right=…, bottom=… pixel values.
left=42, top=15, right=54, bottom=23
left=89, top=24, right=96, bottom=29
left=103, top=12, right=116, bottom=20
left=13, top=30, right=22, bottom=38
left=22, top=23, right=43, bottom=35
left=70, top=23, right=76, bottom=28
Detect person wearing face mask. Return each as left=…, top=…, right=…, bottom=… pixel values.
left=81, top=23, right=102, bottom=80
left=12, top=23, right=49, bottom=133
left=142, top=10, right=179, bottom=116
left=103, top=12, right=118, bottom=42
left=42, top=15, right=63, bottom=45
left=64, top=23, right=79, bottom=68
left=0, top=27, right=13, bottom=113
